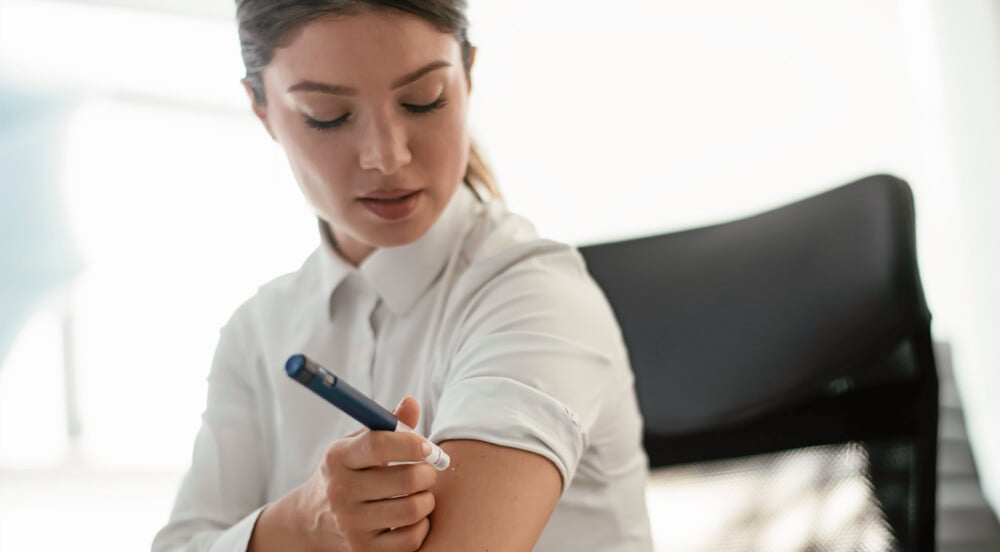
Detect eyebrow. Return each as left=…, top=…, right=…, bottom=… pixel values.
left=286, top=60, right=451, bottom=95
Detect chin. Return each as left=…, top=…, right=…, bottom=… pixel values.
left=365, top=218, right=434, bottom=248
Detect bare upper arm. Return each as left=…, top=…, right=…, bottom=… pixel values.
left=418, top=439, right=563, bottom=551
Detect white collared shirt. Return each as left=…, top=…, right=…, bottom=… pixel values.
left=153, top=185, right=653, bottom=551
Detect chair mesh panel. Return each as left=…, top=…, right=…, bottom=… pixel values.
left=647, top=442, right=907, bottom=551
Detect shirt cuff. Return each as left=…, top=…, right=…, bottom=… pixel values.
left=428, top=375, right=586, bottom=493
left=208, top=505, right=266, bottom=552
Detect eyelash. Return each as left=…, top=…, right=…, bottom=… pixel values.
left=405, top=96, right=448, bottom=114
left=304, top=96, right=448, bottom=131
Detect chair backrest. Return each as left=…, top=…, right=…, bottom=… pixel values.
left=580, top=174, right=938, bottom=551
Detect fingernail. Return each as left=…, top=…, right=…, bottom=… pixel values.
left=394, top=397, right=405, bottom=412
left=422, top=441, right=432, bottom=456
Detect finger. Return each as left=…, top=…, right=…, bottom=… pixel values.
left=360, top=491, right=435, bottom=535
left=371, top=462, right=438, bottom=500
left=393, top=395, right=421, bottom=430
left=344, top=426, right=366, bottom=438
left=328, top=462, right=437, bottom=506
left=372, top=517, right=431, bottom=552
left=335, top=429, right=431, bottom=470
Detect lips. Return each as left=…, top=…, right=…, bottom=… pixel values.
left=357, top=189, right=423, bottom=220
left=361, top=188, right=420, bottom=200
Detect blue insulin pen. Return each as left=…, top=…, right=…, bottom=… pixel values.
left=285, top=353, right=450, bottom=470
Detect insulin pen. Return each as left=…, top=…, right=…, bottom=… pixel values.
left=285, top=353, right=450, bottom=470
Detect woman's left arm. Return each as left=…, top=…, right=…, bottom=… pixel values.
left=418, top=440, right=562, bottom=551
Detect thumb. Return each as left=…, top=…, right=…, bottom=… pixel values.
left=393, top=395, right=421, bottom=430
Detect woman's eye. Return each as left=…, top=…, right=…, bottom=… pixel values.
left=403, top=96, right=447, bottom=114
left=304, top=113, right=349, bottom=131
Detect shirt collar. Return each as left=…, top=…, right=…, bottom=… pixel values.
left=316, top=184, right=480, bottom=317
left=314, top=220, right=353, bottom=317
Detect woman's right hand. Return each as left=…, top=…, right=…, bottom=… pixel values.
left=249, top=396, right=439, bottom=552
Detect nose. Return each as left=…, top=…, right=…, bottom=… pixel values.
left=358, top=114, right=412, bottom=175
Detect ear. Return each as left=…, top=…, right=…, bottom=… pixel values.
left=242, top=78, right=276, bottom=141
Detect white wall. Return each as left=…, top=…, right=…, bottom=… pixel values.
left=919, top=0, right=1000, bottom=512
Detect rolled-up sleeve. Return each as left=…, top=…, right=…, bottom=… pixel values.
left=428, top=247, right=624, bottom=491
left=152, top=307, right=268, bottom=552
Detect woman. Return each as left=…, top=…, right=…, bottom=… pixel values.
left=153, top=1, right=652, bottom=550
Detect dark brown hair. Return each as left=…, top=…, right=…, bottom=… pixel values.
left=235, top=0, right=499, bottom=198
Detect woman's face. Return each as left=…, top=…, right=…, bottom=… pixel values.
left=251, top=10, right=472, bottom=264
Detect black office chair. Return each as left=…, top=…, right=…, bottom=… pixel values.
left=580, top=174, right=937, bottom=551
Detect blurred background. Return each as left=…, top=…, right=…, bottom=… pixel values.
left=0, top=0, right=997, bottom=550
